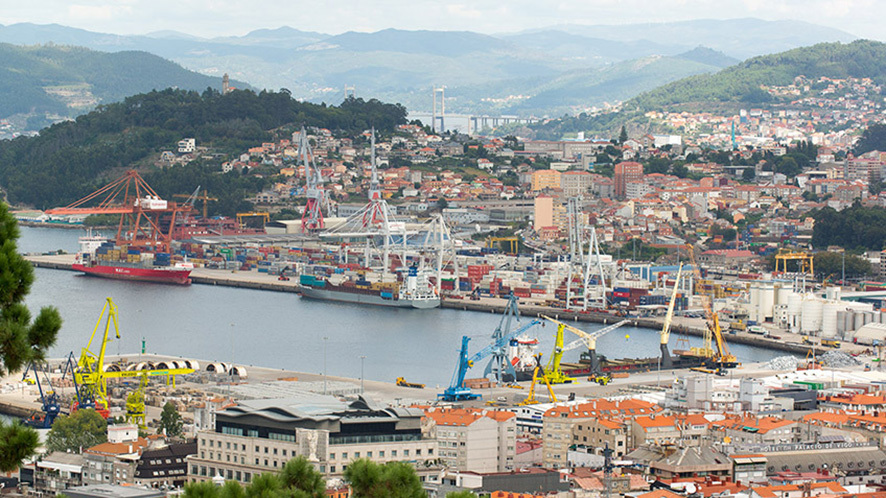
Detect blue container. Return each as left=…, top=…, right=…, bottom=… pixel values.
left=380, top=291, right=394, bottom=299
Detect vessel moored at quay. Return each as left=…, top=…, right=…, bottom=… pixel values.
left=298, top=266, right=440, bottom=309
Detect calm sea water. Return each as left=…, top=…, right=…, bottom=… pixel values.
left=19, top=226, right=787, bottom=387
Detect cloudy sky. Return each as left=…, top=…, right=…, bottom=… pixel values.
left=1, top=0, right=882, bottom=40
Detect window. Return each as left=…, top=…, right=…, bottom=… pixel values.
left=236, top=471, right=241, bottom=481
left=379, top=451, right=385, bottom=458
left=330, top=453, right=335, bottom=460
left=226, top=455, right=230, bottom=462
left=210, top=440, right=214, bottom=448
left=273, top=461, right=278, bottom=468
left=248, top=430, right=258, bottom=438
left=255, top=458, right=259, bottom=465
left=201, top=439, right=206, bottom=447
left=416, top=449, right=421, bottom=456
left=264, top=460, right=268, bottom=466
left=355, top=452, right=360, bottom=458
left=242, top=444, right=246, bottom=451
left=367, top=451, right=372, bottom=458
left=264, top=447, right=269, bottom=454
left=428, top=449, right=433, bottom=455
left=392, top=450, right=397, bottom=457
left=191, top=465, right=198, bottom=475
left=200, top=452, right=205, bottom=459
left=404, top=450, right=409, bottom=457
left=342, top=452, right=348, bottom=460
left=244, top=473, right=251, bottom=482
left=330, top=466, right=336, bottom=474
left=273, top=448, right=278, bottom=455
left=226, top=442, right=231, bottom=450
left=255, top=446, right=259, bottom=452
left=241, top=456, right=245, bottom=464
left=282, top=449, right=287, bottom=456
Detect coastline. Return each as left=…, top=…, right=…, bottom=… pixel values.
left=24, top=253, right=832, bottom=358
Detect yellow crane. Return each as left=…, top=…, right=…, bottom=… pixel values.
left=660, top=264, right=683, bottom=368
left=685, top=246, right=738, bottom=369
left=173, top=189, right=217, bottom=218
left=519, top=355, right=557, bottom=406
left=70, top=298, right=195, bottom=421
left=541, top=315, right=629, bottom=383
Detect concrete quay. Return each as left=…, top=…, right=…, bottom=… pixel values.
left=24, top=254, right=860, bottom=358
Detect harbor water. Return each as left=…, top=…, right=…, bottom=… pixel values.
left=20, top=226, right=789, bottom=387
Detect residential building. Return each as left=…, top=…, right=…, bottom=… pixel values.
left=177, top=138, right=196, bottom=154
left=560, top=171, right=592, bottom=196
left=573, top=418, right=628, bottom=456
left=531, top=169, right=561, bottom=191
left=615, top=162, right=644, bottom=199
left=30, top=452, right=86, bottom=496
left=534, top=196, right=554, bottom=231
left=542, top=399, right=661, bottom=468
left=424, top=407, right=516, bottom=473
left=134, top=441, right=197, bottom=489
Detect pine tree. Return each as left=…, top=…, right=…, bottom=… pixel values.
left=158, top=401, right=183, bottom=437
left=0, top=203, right=62, bottom=468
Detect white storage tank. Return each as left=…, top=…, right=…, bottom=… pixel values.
left=800, top=295, right=824, bottom=334
left=787, top=292, right=803, bottom=332
left=821, top=301, right=843, bottom=338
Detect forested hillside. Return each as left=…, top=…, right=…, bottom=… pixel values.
left=628, top=40, right=886, bottom=110
left=0, top=88, right=408, bottom=209
left=0, top=43, right=243, bottom=123
left=529, top=39, right=886, bottom=139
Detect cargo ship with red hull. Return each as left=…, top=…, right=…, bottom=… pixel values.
left=73, top=232, right=193, bottom=285
left=72, top=261, right=192, bottom=285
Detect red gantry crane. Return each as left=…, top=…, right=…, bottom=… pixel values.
left=45, top=170, right=189, bottom=253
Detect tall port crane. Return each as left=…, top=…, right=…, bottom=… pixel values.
left=439, top=313, right=542, bottom=401
left=22, top=362, right=61, bottom=428
left=685, top=245, right=738, bottom=369
left=519, top=355, right=557, bottom=406
left=173, top=187, right=217, bottom=219
left=298, top=127, right=327, bottom=232
left=68, top=298, right=195, bottom=419
left=660, top=264, right=683, bottom=368
left=542, top=316, right=630, bottom=382
left=45, top=170, right=187, bottom=253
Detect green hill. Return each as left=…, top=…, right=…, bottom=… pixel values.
left=0, top=89, right=407, bottom=210
left=0, top=43, right=246, bottom=126
left=628, top=39, right=886, bottom=111
left=529, top=39, right=886, bottom=139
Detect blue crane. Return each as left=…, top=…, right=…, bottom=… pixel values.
left=22, top=362, right=61, bottom=429
left=439, top=317, right=542, bottom=402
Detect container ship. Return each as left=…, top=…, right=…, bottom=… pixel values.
left=298, top=266, right=440, bottom=309
left=72, top=233, right=193, bottom=285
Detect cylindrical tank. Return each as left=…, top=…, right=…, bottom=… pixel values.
left=760, top=284, right=776, bottom=321
left=776, top=284, right=792, bottom=306
left=825, top=287, right=842, bottom=301
left=787, top=293, right=803, bottom=332
left=801, top=296, right=824, bottom=334
left=821, top=302, right=843, bottom=338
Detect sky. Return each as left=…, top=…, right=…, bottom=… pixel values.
left=0, top=0, right=882, bottom=41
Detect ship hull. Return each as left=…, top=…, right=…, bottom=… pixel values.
left=73, top=263, right=192, bottom=285
left=299, top=286, right=440, bottom=309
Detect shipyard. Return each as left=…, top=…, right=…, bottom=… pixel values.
left=5, top=9, right=886, bottom=497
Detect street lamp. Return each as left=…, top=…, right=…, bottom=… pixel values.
left=360, top=355, right=367, bottom=394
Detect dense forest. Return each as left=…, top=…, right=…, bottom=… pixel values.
left=811, top=204, right=886, bottom=251
left=0, top=89, right=408, bottom=208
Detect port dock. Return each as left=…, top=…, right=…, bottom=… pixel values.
left=24, top=253, right=853, bottom=358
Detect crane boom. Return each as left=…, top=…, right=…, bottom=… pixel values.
left=685, top=245, right=737, bottom=368
left=660, top=264, right=683, bottom=368
left=439, top=318, right=542, bottom=401
left=541, top=316, right=629, bottom=381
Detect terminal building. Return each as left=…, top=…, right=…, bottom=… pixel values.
left=186, top=395, right=437, bottom=483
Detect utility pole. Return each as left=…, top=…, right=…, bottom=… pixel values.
left=603, top=443, right=614, bottom=498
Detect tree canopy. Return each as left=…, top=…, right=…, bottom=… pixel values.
left=158, top=401, right=183, bottom=437
left=811, top=204, right=886, bottom=250
left=855, top=123, right=886, bottom=156
left=0, top=89, right=408, bottom=209
left=344, top=459, right=424, bottom=498
left=183, top=457, right=325, bottom=498
left=46, top=409, right=108, bottom=453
